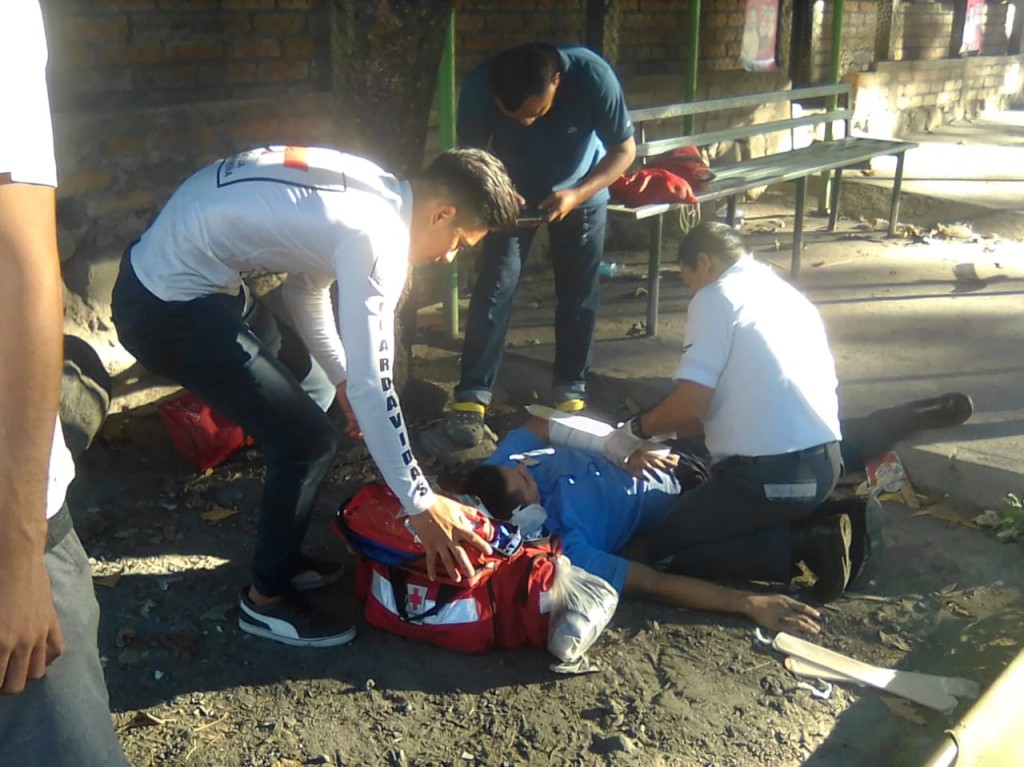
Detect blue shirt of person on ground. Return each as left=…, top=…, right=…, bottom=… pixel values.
left=484, top=428, right=681, bottom=593
left=458, top=45, right=634, bottom=208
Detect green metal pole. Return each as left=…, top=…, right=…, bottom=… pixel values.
left=438, top=9, right=459, bottom=339
left=819, top=0, right=845, bottom=213
left=684, top=0, right=701, bottom=133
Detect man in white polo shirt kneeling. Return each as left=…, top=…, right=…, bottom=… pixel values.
left=602, top=222, right=851, bottom=601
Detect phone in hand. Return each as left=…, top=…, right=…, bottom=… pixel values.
left=516, top=207, right=545, bottom=227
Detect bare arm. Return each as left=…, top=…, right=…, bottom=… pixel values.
left=0, top=177, right=67, bottom=694
left=522, top=416, right=551, bottom=443
left=540, top=136, right=636, bottom=222
left=640, top=379, right=713, bottom=439
left=623, top=561, right=821, bottom=635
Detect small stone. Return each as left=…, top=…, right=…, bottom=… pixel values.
left=593, top=734, right=637, bottom=754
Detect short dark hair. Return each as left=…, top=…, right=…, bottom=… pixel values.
left=419, top=148, right=520, bottom=230
left=463, top=464, right=523, bottom=521
left=677, top=222, right=750, bottom=269
left=490, top=42, right=561, bottom=112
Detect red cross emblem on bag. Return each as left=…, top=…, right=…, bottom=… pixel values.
left=405, top=584, right=429, bottom=616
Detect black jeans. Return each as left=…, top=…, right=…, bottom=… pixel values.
left=455, top=203, right=607, bottom=406
left=645, top=442, right=842, bottom=583
left=111, top=254, right=339, bottom=596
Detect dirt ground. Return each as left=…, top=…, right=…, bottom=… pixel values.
left=73, top=197, right=1024, bottom=767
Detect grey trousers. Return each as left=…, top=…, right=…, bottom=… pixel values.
left=0, top=521, right=129, bottom=766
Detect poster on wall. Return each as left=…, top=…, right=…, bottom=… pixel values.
left=961, top=0, right=986, bottom=54
left=741, top=0, right=780, bottom=72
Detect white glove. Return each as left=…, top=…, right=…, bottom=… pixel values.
left=601, top=421, right=645, bottom=468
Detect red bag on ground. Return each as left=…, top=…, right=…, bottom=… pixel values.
left=334, top=482, right=558, bottom=653
left=157, top=392, right=253, bottom=470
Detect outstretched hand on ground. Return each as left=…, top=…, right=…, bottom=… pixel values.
left=742, top=594, right=821, bottom=635
left=408, top=497, right=492, bottom=582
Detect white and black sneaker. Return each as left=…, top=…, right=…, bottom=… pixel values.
left=290, top=553, right=345, bottom=592
left=238, top=589, right=357, bottom=648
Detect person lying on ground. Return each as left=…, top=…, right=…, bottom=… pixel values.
left=464, top=418, right=823, bottom=635
left=111, top=146, right=520, bottom=648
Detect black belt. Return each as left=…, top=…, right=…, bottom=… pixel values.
left=725, top=441, right=836, bottom=466
left=45, top=504, right=74, bottom=552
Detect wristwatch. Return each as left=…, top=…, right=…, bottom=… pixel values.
left=628, top=416, right=648, bottom=440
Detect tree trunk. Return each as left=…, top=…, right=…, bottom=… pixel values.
left=331, top=1, right=454, bottom=393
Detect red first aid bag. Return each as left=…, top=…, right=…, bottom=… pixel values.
left=611, top=166, right=698, bottom=207
left=334, top=482, right=558, bottom=653
left=157, top=392, right=253, bottom=470
left=611, top=146, right=715, bottom=207
left=647, top=146, right=715, bottom=191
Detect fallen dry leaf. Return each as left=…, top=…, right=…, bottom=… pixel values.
left=200, top=602, right=235, bottom=622
left=879, top=630, right=913, bottom=652
left=913, top=504, right=977, bottom=528
left=94, top=571, right=124, bottom=588
left=117, top=648, right=147, bottom=665
left=128, top=711, right=169, bottom=729
left=200, top=506, right=240, bottom=523
left=899, top=482, right=920, bottom=509
left=945, top=601, right=974, bottom=619
left=881, top=696, right=927, bottom=725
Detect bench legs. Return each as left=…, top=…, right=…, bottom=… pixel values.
left=726, top=196, right=737, bottom=226
left=828, top=168, right=843, bottom=231
left=645, top=214, right=663, bottom=337
left=888, top=152, right=906, bottom=236
left=792, top=176, right=807, bottom=278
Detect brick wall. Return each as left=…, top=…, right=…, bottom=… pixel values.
left=453, top=0, right=585, bottom=78
left=811, top=0, right=879, bottom=81
left=43, top=0, right=331, bottom=110
left=700, top=0, right=747, bottom=72
left=981, top=1, right=1011, bottom=54
left=616, top=0, right=692, bottom=77
left=849, top=54, right=1024, bottom=136
left=898, top=1, right=956, bottom=61
left=452, top=0, right=697, bottom=79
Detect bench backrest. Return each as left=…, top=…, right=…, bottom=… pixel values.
left=629, top=83, right=853, bottom=160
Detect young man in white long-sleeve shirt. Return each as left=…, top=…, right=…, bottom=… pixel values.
left=112, top=146, right=520, bottom=647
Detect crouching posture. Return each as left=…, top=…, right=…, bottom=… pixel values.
left=465, top=418, right=822, bottom=635
left=112, top=146, right=520, bottom=647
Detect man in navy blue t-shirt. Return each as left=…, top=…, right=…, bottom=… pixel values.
left=445, top=43, right=636, bottom=446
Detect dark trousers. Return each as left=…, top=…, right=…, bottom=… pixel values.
left=455, top=203, right=607, bottom=406
left=0, top=514, right=130, bottom=766
left=645, top=442, right=842, bottom=583
left=111, top=255, right=339, bottom=596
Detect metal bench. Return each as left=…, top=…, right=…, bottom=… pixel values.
left=610, top=83, right=917, bottom=336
